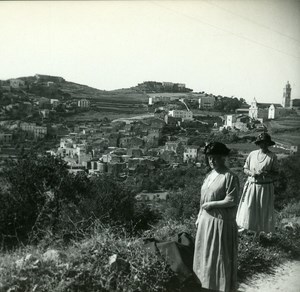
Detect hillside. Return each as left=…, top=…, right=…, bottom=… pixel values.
left=0, top=75, right=150, bottom=119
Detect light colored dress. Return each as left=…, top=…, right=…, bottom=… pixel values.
left=193, top=168, right=239, bottom=292
left=236, top=150, right=279, bottom=233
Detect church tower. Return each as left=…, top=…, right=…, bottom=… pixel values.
left=282, top=81, right=291, bottom=108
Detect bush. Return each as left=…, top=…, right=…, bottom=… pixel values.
left=274, top=155, right=300, bottom=209
left=164, top=180, right=203, bottom=221
left=0, top=154, right=158, bottom=248
left=280, top=201, right=300, bottom=218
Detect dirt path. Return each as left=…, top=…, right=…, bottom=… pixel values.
left=238, top=260, right=300, bottom=292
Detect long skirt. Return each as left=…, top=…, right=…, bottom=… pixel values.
left=236, top=181, right=274, bottom=233
left=193, top=211, right=238, bottom=292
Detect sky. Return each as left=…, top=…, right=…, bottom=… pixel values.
left=0, top=0, right=300, bottom=104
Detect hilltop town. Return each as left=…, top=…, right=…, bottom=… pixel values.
left=1, top=76, right=300, bottom=291
left=1, top=75, right=300, bottom=185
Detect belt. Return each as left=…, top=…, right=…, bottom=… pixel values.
left=252, top=181, right=274, bottom=185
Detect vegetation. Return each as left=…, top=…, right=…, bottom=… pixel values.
left=214, top=97, right=247, bottom=113
left=274, top=155, right=300, bottom=209
left=0, top=225, right=177, bottom=292
left=0, top=152, right=300, bottom=291
left=0, top=154, right=158, bottom=248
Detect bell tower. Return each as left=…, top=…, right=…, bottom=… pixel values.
left=282, top=81, right=291, bottom=108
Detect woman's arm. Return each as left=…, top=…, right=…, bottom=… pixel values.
left=243, top=153, right=257, bottom=177
left=202, top=194, right=235, bottom=210
left=244, top=168, right=256, bottom=177
left=202, top=173, right=239, bottom=210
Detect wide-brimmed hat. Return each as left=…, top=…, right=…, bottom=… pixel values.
left=254, top=132, right=275, bottom=146
left=204, top=142, right=231, bottom=156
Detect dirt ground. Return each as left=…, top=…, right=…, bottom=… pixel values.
left=238, top=260, right=300, bottom=292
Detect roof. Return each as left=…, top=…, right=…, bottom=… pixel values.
left=257, top=103, right=282, bottom=108
left=236, top=108, right=249, bottom=112
left=270, top=103, right=283, bottom=108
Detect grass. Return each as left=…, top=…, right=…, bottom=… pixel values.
left=0, top=215, right=299, bottom=291
left=0, top=224, right=176, bottom=292
left=238, top=227, right=300, bottom=282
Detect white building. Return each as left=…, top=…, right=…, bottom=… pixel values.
left=50, top=99, right=60, bottom=107
left=183, top=145, right=199, bottom=162
left=268, top=104, right=283, bottom=119
left=78, top=99, right=90, bottom=108
left=20, top=122, right=47, bottom=138
left=168, top=110, right=193, bottom=121
left=248, top=98, right=269, bottom=120
left=223, top=114, right=250, bottom=131
left=148, top=93, right=186, bottom=105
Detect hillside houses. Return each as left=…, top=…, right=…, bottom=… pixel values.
left=20, top=122, right=47, bottom=139
left=138, top=81, right=192, bottom=94
left=45, top=112, right=206, bottom=176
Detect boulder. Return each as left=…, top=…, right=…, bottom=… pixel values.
left=108, top=254, right=130, bottom=274
left=281, top=217, right=300, bottom=231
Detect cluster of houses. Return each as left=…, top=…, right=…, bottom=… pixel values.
left=0, top=121, right=48, bottom=140
left=0, top=74, right=92, bottom=120
left=137, top=81, right=192, bottom=93
left=46, top=113, right=204, bottom=176
left=148, top=92, right=216, bottom=110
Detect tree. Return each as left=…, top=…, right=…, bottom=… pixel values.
left=0, top=154, right=70, bottom=245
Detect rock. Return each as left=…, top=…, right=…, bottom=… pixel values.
left=281, top=217, right=300, bottom=231
left=283, top=222, right=299, bottom=231
left=108, top=254, right=130, bottom=274
left=281, top=217, right=300, bottom=225
left=42, top=249, right=61, bottom=263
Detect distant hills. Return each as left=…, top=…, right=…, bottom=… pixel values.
left=0, top=75, right=198, bottom=111
left=0, top=75, right=198, bottom=118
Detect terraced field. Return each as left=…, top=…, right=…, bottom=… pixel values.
left=266, top=117, right=300, bottom=146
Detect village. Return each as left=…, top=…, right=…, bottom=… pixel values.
left=1, top=76, right=300, bottom=204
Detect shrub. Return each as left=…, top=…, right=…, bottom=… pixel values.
left=0, top=155, right=158, bottom=248
left=280, top=201, right=300, bottom=218
left=274, top=155, right=300, bottom=209
left=164, top=180, right=203, bottom=221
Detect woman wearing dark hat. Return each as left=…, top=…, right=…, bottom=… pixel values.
left=236, top=132, right=279, bottom=234
left=193, top=142, right=239, bottom=292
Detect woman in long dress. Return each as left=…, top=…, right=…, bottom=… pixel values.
left=236, top=133, right=279, bottom=234
left=193, top=142, right=239, bottom=292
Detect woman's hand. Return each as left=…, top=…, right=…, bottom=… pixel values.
left=202, top=202, right=215, bottom=211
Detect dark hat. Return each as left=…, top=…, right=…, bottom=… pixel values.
left=254, top=132, right=275, bottom=146
left=204, top=142, right=231, bottom=156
